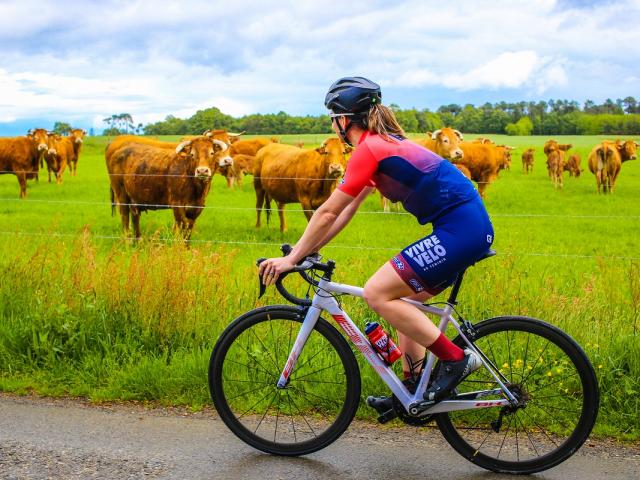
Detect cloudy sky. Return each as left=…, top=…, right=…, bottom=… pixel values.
left=1, top=0, right=639, bottom=135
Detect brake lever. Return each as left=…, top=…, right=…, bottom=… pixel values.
left=256, top=257, right=267, bottom=299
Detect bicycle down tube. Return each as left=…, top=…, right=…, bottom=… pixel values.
left=276, top=277, right=515, bottom=414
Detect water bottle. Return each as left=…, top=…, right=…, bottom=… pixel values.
left=364, top=322, right=402, bottom=365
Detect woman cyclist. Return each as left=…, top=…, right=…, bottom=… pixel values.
left=259, top=76, right=494, bottom=410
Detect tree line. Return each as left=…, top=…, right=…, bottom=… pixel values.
left=136, top=96, right=640, bottom=136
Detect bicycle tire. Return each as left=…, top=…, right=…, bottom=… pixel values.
left=436, top=316, right=599, bottom=474
left=209, top=305, right=361, bottom=456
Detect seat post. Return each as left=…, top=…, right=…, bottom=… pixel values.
left=447, top=269, right=467, bottom=305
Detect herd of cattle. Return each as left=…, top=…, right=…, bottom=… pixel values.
left=0, top=127, right=637, bottom=238
left=0, top=128, right=86, bottom=196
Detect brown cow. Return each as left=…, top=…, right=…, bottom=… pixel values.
left=105, top=134, right=233, bottom=175
left=544, top=141, right=572, bottom=185
left=473, top=137, right=495, bottom=145
left=218, top=137, right=275, bottom=188
left=543, top=140, right=572, bottom=156
left=0, top=131, right=47, bottom=197
left=496, top=145, right=514, bottom=171
left=456, top=142, right=509, bottom=197
left=29, top=128, right=49, bottom=179
left=588, top=140, right=638, bottom=193
left=613, top=139, right=639, bottom=162
left=202, top=129, right=243, bottom=144
left=106, top=136, right=228, bottom=238
left=564, top=153, right=583, bottom=177
left=105, top=135, right=178, bottom=161
left=224, top=153, right=256, bottom=188
left=67, top=128, right=86, bottom=176
left=44, top=133, right=74, bottom=184
left=414, top=128, right=464, bottom=161
left=547, top=149, right=564, bottom=188
left=522, top=148, right=535, bottom=173
left=254, top=138, right=351, bottom=232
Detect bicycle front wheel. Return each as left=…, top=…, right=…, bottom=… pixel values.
left=209, top=305, right=361, bottom=456
left=436, top=316, right=599, bottom=474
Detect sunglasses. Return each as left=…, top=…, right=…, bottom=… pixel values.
left=328, top=112, right=356, bottom=119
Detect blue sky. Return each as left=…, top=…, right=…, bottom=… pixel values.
left=1, top=0, right=639, bottom=135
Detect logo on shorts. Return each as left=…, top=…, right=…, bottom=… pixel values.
left=487, top=234, right=493, bottom=243
left=392, top=256, right=405, bottom=270
left=409, top=278, right=424, bottom=292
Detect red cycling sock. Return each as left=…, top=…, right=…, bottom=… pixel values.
left=428, top=333, right=464, bottom=362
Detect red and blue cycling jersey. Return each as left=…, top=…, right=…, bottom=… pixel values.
left=339, top=131, right=493, bottom=294
left=338, top=131, right=479, bottom=225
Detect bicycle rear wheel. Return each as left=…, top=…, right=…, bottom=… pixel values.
left=436, top=316, right=599, bottom=474
left=209, top=305, right=361, bottom=456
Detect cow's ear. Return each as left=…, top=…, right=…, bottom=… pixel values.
left=344, top=145, right=353, bottom=154
left=453, top=129, right=463, bottom=140
left=315, top=145, right=326, bottom=154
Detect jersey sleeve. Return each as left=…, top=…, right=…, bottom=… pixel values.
left=337, top=144, right=377, bottom=197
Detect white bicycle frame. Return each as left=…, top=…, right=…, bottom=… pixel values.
left=277, top=277, right=517, bottom=415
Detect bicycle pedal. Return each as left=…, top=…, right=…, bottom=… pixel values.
left=377, top=409, right=397, bottom=424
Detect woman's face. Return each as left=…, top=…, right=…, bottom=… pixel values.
left=330, top=115, right=344, bottom=136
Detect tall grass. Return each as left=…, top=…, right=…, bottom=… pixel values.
left=0, top=133, right=638, bottom=439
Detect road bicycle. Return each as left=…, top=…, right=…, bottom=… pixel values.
left=208, top=245, right=599, bottom=474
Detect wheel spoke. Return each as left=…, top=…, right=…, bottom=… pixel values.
left=249, top=324, right=282, bottom=372
left=291, top=362, right=343, bottom=382
left=520, top=339, right=552, bottom=386
left=521, top=407, right=560, bottom=448
left=497, top=414, right=514, bottom=459
left=516, top=411, right=541, bottom=457
left=225, top=382, right=272, bottom=402
left=438, top=318, right=598, bottom=473
left=252, top=391, right=278, bottom=432
left=526, top=371, right=580, bottom=395
left=226, top=348, right=278, bottom=380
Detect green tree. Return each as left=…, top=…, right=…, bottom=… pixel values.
left=454, top=105, right=483, bottom=133
left=52, top=122, right=72, bottom=135
left=505, top=116, right=534, bottom=136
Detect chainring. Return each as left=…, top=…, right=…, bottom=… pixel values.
left=392, top=378, right=435, bottom=426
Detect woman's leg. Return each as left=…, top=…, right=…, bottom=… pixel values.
left=363, top=263, right=442, bottom=363
left=397, top=290, right=432, bottom=378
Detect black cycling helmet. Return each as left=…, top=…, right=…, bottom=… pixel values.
left=324, top=76, right=381, bottom=114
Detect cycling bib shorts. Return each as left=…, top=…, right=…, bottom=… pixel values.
left=390, top=197, right=494, bottom=295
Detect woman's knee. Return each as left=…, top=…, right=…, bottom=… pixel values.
left=362, top=280, right=387, bottom=313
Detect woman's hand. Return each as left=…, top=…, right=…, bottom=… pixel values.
left=258, top=256, right=297, bottom=286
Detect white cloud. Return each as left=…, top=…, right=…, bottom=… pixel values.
left=0, top=0, right=638, bottom=131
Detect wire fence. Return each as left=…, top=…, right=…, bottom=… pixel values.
left=0, top=196, right=639, bottom=220
left=0, top=170, right=502, bottom=184
left=0, top=229, right=638, bottom=261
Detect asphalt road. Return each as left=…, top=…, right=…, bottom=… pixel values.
left=0, top=395, right=638, bottom=480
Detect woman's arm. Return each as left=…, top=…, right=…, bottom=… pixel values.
left=307, top=185, right=374, bottom=252
left=259, top=187, right=367, bottom=284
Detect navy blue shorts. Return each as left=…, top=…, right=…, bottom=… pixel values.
left=390, top=197, right=494, bottom=295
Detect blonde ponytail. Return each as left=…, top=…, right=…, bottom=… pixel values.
left=365, top=104, right=406, bottom=141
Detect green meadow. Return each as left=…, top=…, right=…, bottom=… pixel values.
left=0, top=133, right=638, bottom=440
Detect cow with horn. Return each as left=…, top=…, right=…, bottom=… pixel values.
left=106, top=135, right=228, bottom=239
